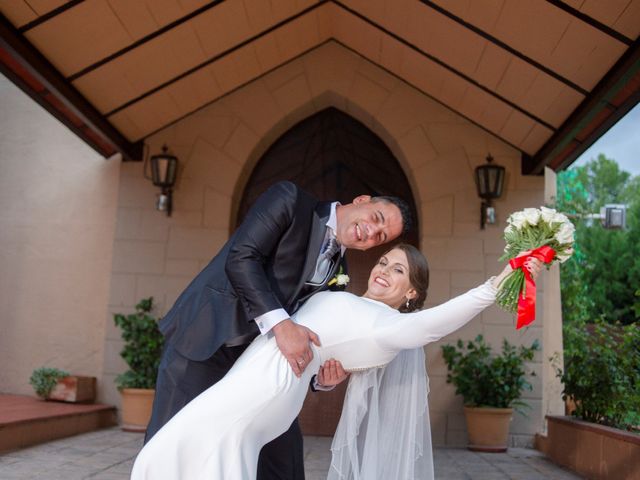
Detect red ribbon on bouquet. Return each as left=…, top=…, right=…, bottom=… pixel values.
left=509, top=245, right=556, bottom=329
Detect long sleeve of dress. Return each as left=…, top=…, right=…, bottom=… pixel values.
left=375, top=280, right=497, bottom=351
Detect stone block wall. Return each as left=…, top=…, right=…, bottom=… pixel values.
left=105, top=41, right=548, bottom=446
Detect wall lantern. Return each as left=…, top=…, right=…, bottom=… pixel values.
left=146, top=145, right=178, bottom=216
left=474, top=154, right=505, bottom=229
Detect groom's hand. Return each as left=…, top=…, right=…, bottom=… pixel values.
left=273, top=319, right=321, bottom=377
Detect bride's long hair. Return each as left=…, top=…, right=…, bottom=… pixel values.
left=388, top=243, right=429, bottom=313
left=331, top=242, right=434, bottom=480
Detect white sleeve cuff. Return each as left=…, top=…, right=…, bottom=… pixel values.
left=255, top=308, right=289, bottom=334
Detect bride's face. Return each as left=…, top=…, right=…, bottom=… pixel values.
left=364, top=248, right=417, bottom=309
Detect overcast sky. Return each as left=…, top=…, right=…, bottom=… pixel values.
left=572, top=102, right=640, bottom=176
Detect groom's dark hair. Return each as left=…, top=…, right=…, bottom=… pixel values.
left=371, top=196, right=413, bottom=236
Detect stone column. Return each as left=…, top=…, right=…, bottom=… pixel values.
left=541, top=167, right=565, bottom=433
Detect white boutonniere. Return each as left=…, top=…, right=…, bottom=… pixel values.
left=328, top=267, right=349, bottom=287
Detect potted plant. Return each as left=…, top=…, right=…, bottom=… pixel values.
left=29, top=367, right=96, bottom=403
left=114, top=297, right=164, bottom=432
left=441, top=334, right=539, bottom=452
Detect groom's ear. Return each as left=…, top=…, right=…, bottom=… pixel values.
left=352, top=195, right=372, bottom=205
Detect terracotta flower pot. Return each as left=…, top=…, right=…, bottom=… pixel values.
left=120, top=388, right=155, bottom=432
left=48, top=376, right=96, bottom=403
left=463, top=406, right=513, bottom=452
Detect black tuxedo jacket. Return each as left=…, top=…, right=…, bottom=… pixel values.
left=159, top=181, right=340, bottom=361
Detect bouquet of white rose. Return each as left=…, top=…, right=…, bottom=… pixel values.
left=497, top=207, right=575, bottom=329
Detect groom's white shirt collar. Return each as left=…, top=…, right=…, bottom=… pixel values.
left=254, top=201, right=343, bottom=335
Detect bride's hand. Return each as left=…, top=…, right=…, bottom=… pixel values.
left=317, top=359, right=349, bottom=387
left=491, top=251, right=544, bottom=289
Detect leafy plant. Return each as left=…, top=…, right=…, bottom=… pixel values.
left=441, top=335, right=539, bottom=412
left=29, top=367, right=70, bottom=398
left=633, top=289, right=640, bottom=320
left=553, top=318, right=640, bottom=431
left=114, top=297, right=164, bottom=390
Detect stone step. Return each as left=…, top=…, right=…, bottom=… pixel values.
left=0, top=394, right=117, bottom=452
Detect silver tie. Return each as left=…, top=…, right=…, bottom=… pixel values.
left=309, top=236, right=340, bottom=285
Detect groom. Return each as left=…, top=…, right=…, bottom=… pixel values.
left=146, top=180, right=412, bottom=479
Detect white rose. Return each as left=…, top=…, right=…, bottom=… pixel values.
left=508, top=211, right=527, bottom=229
left=556, top=247, right=574, bottom=263
left=523, top=208, right=541, bottom=226
left=540, top=206, right=557, bottom=223
left=553, top=211, right=570, bottom=224
left=335, top=274, right=350, bottom=286
left=555, top=222, right=575, bottom=245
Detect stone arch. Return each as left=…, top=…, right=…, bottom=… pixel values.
left=117, top=42, right=546, bottom=445
left=236, top=103, right=419, bottom=288
left=230, top=89, right=423, bottom=231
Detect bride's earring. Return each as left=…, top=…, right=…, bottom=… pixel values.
left=405, top=298, right=410, bottom=309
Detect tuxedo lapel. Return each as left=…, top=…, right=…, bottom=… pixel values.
left=325, top=253, right=341, bottom=283
left=290, top=202, right=331, bottom=304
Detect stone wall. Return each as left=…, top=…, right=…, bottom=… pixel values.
left=105, top=41, right=547, bottom=445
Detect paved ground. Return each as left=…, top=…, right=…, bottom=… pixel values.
left=0, top=427, right=582, bottom=479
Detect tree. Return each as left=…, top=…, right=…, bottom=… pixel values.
left=556, top=154, right=639, bottom=325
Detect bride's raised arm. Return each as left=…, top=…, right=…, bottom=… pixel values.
left=375, top=261, right=526, bottom=351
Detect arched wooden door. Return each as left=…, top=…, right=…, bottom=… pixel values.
left=237, top=107, right=418, bottom=435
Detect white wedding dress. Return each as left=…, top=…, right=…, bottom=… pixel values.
left=131, top=281, right=497, bottom=480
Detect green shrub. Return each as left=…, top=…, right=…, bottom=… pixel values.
left=633, top=289, right=640, bottom=319
left=441, top=335, right=539, bottom=411
left=29, top=367, right=70, bottom=398
left=114, top=297, right=164, bottom=390
left=554, top=318, right=640, bottom=431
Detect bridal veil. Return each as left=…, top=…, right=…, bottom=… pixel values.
left=328, top=347, right=434, bottom=480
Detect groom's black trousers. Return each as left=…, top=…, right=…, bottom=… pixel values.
left=145, top=343, right=305, bottom=480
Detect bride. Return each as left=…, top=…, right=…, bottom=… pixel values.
left=131, top=244, right=540, bottom=479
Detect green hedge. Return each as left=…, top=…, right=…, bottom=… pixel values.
left=555, top=318, right=640, bottom=431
